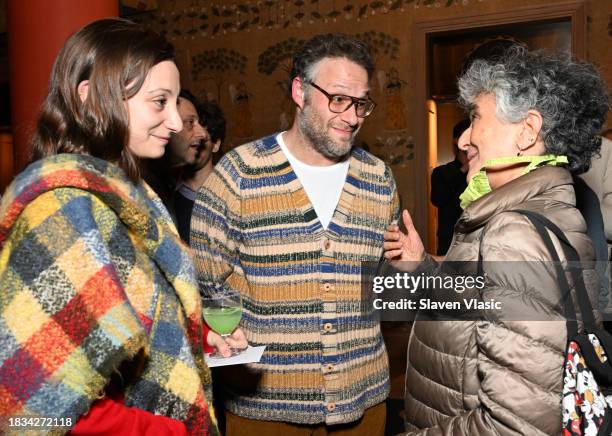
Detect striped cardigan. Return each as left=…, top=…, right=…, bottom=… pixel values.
left=0, top=154, right=217, bottom=435
left=191, top=135, right=399, bottom=425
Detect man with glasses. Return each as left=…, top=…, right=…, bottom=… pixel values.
left=191, top=33, right=399, bottom=436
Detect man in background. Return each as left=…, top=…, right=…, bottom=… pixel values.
left=173, top=100, right=226, bottom=243
left=430, top=119, right=470, bottom=256
left=143, top=89, right=225, bottom=243
left=142, top=90, right=208, bottom=219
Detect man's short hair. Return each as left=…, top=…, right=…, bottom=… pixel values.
left=198, top=101, right=226, bottom=144
left=290, top=33, right=374, bottom=85
left=178, top=90, right=226, bottom=144
left=179, top=89, right=198, bottom=107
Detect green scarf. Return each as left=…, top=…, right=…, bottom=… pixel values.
left=459, top=154, right=568, bottom=209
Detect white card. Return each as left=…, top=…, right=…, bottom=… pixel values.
left=204, top=345, right=266, bottom=368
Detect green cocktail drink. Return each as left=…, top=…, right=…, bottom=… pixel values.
left=203, top=306, right=242, bottom=335
left=202, top=289, right=243, bottom=358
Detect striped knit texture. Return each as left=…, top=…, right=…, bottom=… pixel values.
left=191, top=135, right=400, bottom=425
left=0, top=154, right=218, bottom=435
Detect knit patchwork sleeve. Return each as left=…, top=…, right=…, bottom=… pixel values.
left=0, top=189, right=147, bottom=430
left=190, top=154, right=244, bottom=297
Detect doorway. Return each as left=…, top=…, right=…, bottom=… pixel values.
left=411, top=0, right=586, bottom=253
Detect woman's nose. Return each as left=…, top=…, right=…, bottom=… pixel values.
left=457, top=126, right=471, bottom=151
left=167, top=103, right=183, bottom=133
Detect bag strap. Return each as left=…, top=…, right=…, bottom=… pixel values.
left=510, top=211, right=612, bottom=386
left=512, top=209, right=596, bottom=336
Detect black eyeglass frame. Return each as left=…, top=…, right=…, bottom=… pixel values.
left=305, top=81, right=377, bottom=118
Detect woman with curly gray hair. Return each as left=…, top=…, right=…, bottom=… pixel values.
left=384, top=46, right=609, bottom=434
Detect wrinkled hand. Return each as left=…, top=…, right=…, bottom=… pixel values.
left=383, top=209, right=425, bottom=263
left=206, top=328, right=248, bottom=358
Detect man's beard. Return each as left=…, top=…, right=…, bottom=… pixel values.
left=190, top=147, right=212, bottom=171
left=298, top=102, right=359, bottom=160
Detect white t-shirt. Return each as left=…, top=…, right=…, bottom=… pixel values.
left=277, top=132, right=349, bottom=229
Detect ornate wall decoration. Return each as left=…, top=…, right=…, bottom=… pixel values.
left=257, top=37, right=305, bottom=130
left=362, top=134, right=414, bottom=168
left=191, top=48, right=247, bottom=101
left=136, top=0, right=480, bottom=41
left=189, top=48, right=252, bottom=142
left=352, top=32, right=404, bottom=131
left=379, top=68, right=408, bottom=131
left=229, top=81, right=255, bottom=138
left=352, top=31, right=411, bottom=166
left=257, top=37, right=305, bottom=76
left=355, top=30, right=400, bottom=60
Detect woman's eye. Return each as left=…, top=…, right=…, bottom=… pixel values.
left=154, top=98, right=168, bottom=108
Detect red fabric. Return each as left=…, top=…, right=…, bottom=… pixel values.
left=70, top=322, right=214, bottom=435
left=69, top=396, right=188, bottom=436
left=203, top=322, right=214, bottom=354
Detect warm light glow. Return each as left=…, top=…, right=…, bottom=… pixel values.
left=426, top=99, right=438, bottom=254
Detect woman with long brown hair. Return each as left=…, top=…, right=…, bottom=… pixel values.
left=0, top=18, right=241, bottom=435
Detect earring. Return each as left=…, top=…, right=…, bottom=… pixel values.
left=516, top=146, right=523, bottom=157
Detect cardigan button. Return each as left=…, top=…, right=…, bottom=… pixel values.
left=327, top=402, right=336, bottom=412
left=322, top=283, right=333, bottom=291
left=325, top=363, right=334, bottom=372
left=323, top=240, right=331, bottom=250
left=323, top=323, right=333, bottom=332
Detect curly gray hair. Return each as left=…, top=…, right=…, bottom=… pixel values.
left=458, top=46, right=609, bottom=174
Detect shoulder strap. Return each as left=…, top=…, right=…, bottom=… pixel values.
left=512, top=209, right=596, bottom=336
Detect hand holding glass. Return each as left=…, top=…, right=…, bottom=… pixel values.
left=202, top=290, right=243, bottom=358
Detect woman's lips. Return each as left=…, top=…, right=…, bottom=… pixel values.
left=153, top=135, right=170, bottom=144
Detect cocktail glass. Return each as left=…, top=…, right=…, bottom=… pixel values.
left=202, top=290, right=243, bottom=358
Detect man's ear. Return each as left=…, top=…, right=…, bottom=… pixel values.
left=212, top=139, right=221, bottom=153
left=77, top=80, right=89, bottom=103
left=291, top=77, right=305, bottom=110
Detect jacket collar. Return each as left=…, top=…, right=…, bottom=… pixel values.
left=456, top=166, right=574, bottom=233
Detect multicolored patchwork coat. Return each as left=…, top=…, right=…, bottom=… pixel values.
left=0, top=154, right=218, bottom=435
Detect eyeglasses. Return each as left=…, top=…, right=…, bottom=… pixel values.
left=305, top=81, right=376, bottom=118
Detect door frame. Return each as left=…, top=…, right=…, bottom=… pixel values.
left=410, top=0, right=586, bottom=250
